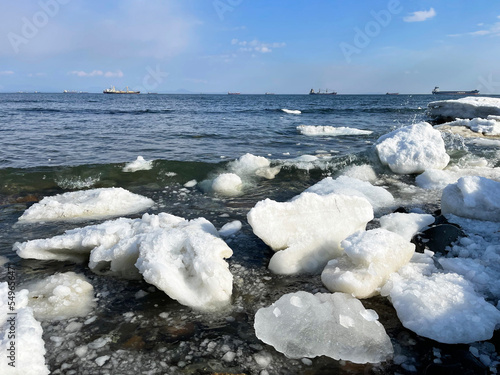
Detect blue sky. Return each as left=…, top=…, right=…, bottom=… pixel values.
left=1, top=0, right=500, bottom=94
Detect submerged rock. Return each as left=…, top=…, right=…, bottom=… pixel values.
left=254, top=291, right=393, bottom=364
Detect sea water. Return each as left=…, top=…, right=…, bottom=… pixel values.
left=1, top=93, right=499, bottom=374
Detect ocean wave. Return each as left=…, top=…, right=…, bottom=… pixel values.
left=297, top=125, right=372, bottom=136
left=281, top=109, right=301, bottom=114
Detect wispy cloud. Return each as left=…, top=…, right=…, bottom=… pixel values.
left=69, top=70, right=124, bottom=78
left=28, top=73, right=46, bottom=77
left=0, top=70, right=14, bottom=75
left=404, top=8, right=436, bottom=23
left=231, top=39, right=286, bottom=53
left=448, top=19, right=500, bottom=37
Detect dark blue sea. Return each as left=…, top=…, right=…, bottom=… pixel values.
left=0, top=93, right=497, bottom=374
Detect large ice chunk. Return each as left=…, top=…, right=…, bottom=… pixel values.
left=379, top=212, right=435, bottom=241
left=211, top=173, right=243, bottom=196
left=428, top=96, right=500, bottom=121
left=135, top=217, right=233, bottom=312
left=0, top=283, right=49, bottom=375
left=382, top=253, right=500, bottom=344
left=375, top=122, right=450, bottom=174
left=247, top=192, right=373, bottom=275
left=416, top=166, right=500, bottom=190
left=437, top=117, right=500, bottom=136
left=17, top=187, right=154, bottom=222
left=321, top=229, right=415, bottom=298
left=254, top=291, right=393, bottom=364
left=228, top=153, right=280, bottom=180
left=305, top=176, right=394, bottom=213
left=297, top=125, right=372, bottom=136
left=441, top=176, right=500, bottom=222
left=26, top=272, right=95, bottom=320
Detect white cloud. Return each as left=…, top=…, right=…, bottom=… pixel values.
left=231, top=39, right=286, bottom=53
left=448, top=22, right=500, bottom=37
left=69, top=70, right=123, bottom=78
left=0, top=70, right=14, bottom=75
left=404, top=8, right=436, bottom=22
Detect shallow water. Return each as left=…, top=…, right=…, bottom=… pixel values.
left=1, top=93, right=499, bottom=374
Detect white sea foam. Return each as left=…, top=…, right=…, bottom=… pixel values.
left=297, top=125, right=372, bottom=136
left=281, top=108, right=301, bottom=114
left=55, top=175, right=100, bottom=189
left=122, top=156, right=153, bottom=172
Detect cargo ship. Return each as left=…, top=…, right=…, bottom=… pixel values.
left=432, top=86, right=479, bottom=95
left=309, top=88, right=337, bottom=95
left=103, top=86, right=140, bottom=94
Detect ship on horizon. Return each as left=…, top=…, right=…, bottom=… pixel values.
left=432, top=86, right=479, bottom=95
left=309, top=88, right=337, bottom=95
left=103, top=86, right=140, bottom=94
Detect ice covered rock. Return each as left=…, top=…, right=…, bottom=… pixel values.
left=375, top=122, right=450, bottom=174
left=17, top=187, right=154, bottom=222
left=254, top=291, right=393, bottom=363
left=379, top=212, right=435, bottom=241
left=416, top=166, right=500, bottom=190
left=247, top=192, right=373, bottom=275
left=122, top=156, right=153, bottom=172
left=297, top=125, right=372, bottom=136
left=382, top=252, right=500, bottom=344
left=211, top=173, right=243, bottom=196
left=0, top=283, right=49, bottom=375
left=437, top=117, right=500, bottom=136
left=428, top=96, right=500, bottom=121
left=305, top=176, right=394, bottom=213
left=321, top=229, right=415, bottom=298
left=135, top=217, right=233, bottom=311
left=441, top=176, right=500, bottom=222
left=26, top=272, right=95, bottom=320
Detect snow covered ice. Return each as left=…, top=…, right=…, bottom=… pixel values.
left=247, top=192, right=373, bottom=274
left=379, top=212, right=435, bottom=241
left=254, top=291, right=393, bottom=364
left=122, top=155, right=154, bottom=172
left=375, top=122, right=450, bottom=174
left=321, top=229, right=415, bottom=298
left=428, top=96, right=500, bottom=121
left=17, top=187, right=154, bottom=222
left=437, top=116, right=500, bottom=136
left=441, top=176, right=500, bottom=222
left=211, top=173, right=243, bottom=196
left=416, top=166, right=500, bottom=190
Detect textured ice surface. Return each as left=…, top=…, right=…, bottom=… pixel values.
left=305, top=176, right=394, bottom=213
left=322, top=229, right=415, bottom=298
left=122, top=155, right=153, bottom=172
left=441, top=176, right=500, bottom=222
left=211, top=173, right=243, bottom=196
left=382, top=252, right=500, bottom=344
left=416, top=166, right=500, bottom=190
left=341, top=164, right=378, bottom=182
left=254, top=291, right=393, bottom=363
left=296, top=125, right=372, bottom=136
left=428, top=96, right=500, bottom=120
left=26, top=272, right=95, bottom=320
left=375, top=122, right=450, bottom=174
left=439, top=117, right=500, bottom=136
left=379, top=212, right=435, bottom=241
left=0, top=283, right=49, bottom=375
left=228, top=153, right=280, bottom=180
left=248, top=192, right=373, bottom=274
left=17, top=187, right=154, bottom=222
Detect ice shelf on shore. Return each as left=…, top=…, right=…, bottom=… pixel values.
left=26, top=272, right=95, bottom=320
left=296, top=125, right=372, bottom=136
left=428, top=96, right=500, bottom=121
left=17, top=187, right=154, bottom=222
left=375, top=122, right=450, bottom=174
left=382, top=251, right=500, bottom=344
left=321, top=229, right=415, bottom=298
left=416, top=166, right=500, bottom=190
left=122, top=156, right=154, bottom=172
left=441, top=176, right=500, bottom=222
left=254, top=291, right=393, bottom=363
left=14, top=213, right=234, bottom=311
left=379, top=212, right=435, bottom=241
left=0, top=283, right=49, bottom=375
left=247, top=192, right=373, bottom=275
left=305, top=176, right=394, bottom=213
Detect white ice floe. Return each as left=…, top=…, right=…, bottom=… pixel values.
left=341, top=164, right=378, bottom=182
left=441, top=176, right=500, bottom=222
left=321, top=229, right=415, bottom=298
left=122, top=156, right=153, bottom=172
left=184, top=179, right=197, bottom=188
left=281, top=108, right=301, bottom=114
left=17, top=187, right=154, bottom=223
left=379, top=212, right=435, bottom=241
left=228, top=153, right=280, bottom=180
left=26, top=272, right=95, bottom=320
left=416, top=166, right=500, bottom=190
left=247, top=192, right=373, bottom=275
left=211, top=173, right=243, bottom=196
left=297, top=125, right=372, bottom=136
left=382, top=251, right=500, bottom=344
left=254, top=291, right=393, bottom=363
left=305, top=176, right=394, bottom=213
left=0, top=283, right=49, bottom=375
left=437, top=117, right=500, bottom=136
left=218, top=220, right=242, bottom=237
left=15, top=213, right=234, bottom=311
left=428, top=96, right=500, bottom=120
left=375, top=122, right=450, bottom=174
left=135, top=217, right=233, bottom=311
